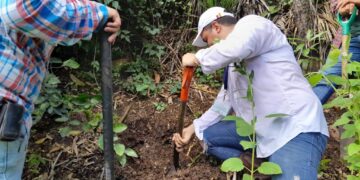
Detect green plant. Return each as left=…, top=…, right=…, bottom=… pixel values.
left=220, top=62, right=283, bottom=179
left=153, top=102, right=167, bottom=111
left=289, top=30, right=326, bottom=72
left=122, top=73, right=160, bottom=96
left=318, top=46, right=360, bottom=179
left=202, top=0, right=237, bottom=10
left=318, top=158, right=331, bottom=173
left=165, top=79, right=181, bottom=95
left=33, top=73, right=68, bottom=124
left=116, top=59, right=162, bottom=96
left=26, top=153, right=47, bottom=175
left=195, top=68, right=222, bottom=88
left=98, top=122, right=138, bottom=167
left=261, top=0, right=293, bottom=18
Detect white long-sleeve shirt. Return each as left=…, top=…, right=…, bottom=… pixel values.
left=193, top=15, right=329, bottom=158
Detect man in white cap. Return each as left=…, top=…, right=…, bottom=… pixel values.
left=172, top=7, right=329, bottom=179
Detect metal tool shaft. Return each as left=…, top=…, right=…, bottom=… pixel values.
left=173, top=101, right=187, bottom=169
left=100, top=31, right=114, bottom=180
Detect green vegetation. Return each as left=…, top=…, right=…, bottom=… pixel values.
left=27, top=0, right=356, bottom=178
left=220, top=63, right=283, bottom=179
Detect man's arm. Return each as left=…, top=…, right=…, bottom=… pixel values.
left=1, top=0, right=119, bottom=45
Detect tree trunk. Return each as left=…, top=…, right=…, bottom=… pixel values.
left=291, top=0, right=314, bottom=37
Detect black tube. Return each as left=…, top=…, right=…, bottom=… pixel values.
left=99, top=31, right=114, bottom=180
left=173, top=101, right=186, bottom=169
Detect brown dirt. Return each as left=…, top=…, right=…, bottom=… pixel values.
left=23, top=89, right=346, bottom=180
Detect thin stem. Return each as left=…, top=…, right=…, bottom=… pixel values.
left=250, top=102, right=256, bottom=180
left=321, top=73, right=340, bottom=94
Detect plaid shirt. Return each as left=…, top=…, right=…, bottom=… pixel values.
left=0, top=0, right=108, bottom=125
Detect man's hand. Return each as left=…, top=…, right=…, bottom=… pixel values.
left=105, top=7, right=121, bottom=44
left=172, top=124, right=195, bottom=152
left=182, top=53, right=200, bottom=67
left=337, top=0, right=359, bottom=16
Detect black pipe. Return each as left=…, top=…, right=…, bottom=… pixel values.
left=99, top=31, right=114, bottom=180
left=173, top=101, right=186, bottom=169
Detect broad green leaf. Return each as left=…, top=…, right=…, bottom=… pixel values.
left=356, top=121, right=360, bottom=131
left=265, top=113, right=289, bottom=118
left=223, top=115, right=244, bottom=121
left=348, top=143, right=360, bottom=156
left=90, top=97, right=101, bottom=105
left=62, top=58, right=80, bottom=69
left=118, top=155, right=127, bottom=167
left=341, top=124, right=356, bottom=139
left=113, top=123, right=127, bottom=133
left=125, top=148, right=138, bottom=158
left=88, top=118, right=100, bottom=127
left=307, top=73, right=322, bottom=87
left=58, top=127, right=71, bottom=138
left=220, top=158, right=244, bottom=172
left=347, top=175, right=360, bottom=180
left=242, top=173, right=251, bottom=180
left=114, top=144, right=125, bottom=156
left=240, top=140, right=256, bottom=150
left=355, top=162, right=360, bottom=168
left=333, top=112, right=351, bottom=127
left=111, top=1, right=120, bottom=9
left=302, top=49, right=310, bottom=57
left=39, top=102, right=49, bottom=110
left=69, top=120, right=81, bottom=126
left=326, top=75, right=345, bottom=86
left=321, top=49, right=340, bottom=71
left=235, top=120, right=253, bottom=137
left=349, top=79, right=360, bottom=87
left=295, top=44, right=304, bottom=52
left=55, top=117, right=69, bottom=122
left=346, top=61, right=360, bottom=74
left=323, top=96, right=349, bottom=109
left=98, top=135, right=104, bottom=150
left=257, top=162, right=282, bottom=175
left=47, top=75, right=61, bottom=85
left=136, top=84, right=148, bottom=92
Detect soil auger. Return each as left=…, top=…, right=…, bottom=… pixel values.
left=100, top=30, right=114, bottom=179
left=173, top=67, right=195, bottom=170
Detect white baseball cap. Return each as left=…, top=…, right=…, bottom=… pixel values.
left=192, top=7, right=235, bottom=47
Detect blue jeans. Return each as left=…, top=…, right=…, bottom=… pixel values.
left=313, top=35, right=360, bottom=104
left=0, top=123, right=29, bottom=180
left=203, top=121, right=328, bottom=180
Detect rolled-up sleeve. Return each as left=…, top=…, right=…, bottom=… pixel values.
left=193, top=86, right=232, bottom=140
left=1, top=0, right=108, bottom=46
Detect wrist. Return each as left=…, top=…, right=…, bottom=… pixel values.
left=193, top=57, right=200, bottom=66
left=185, top=124, right=195, bottom=135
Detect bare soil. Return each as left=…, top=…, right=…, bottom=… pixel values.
left=23, top=89, right=347, bottom=180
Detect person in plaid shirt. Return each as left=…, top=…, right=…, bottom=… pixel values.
left=0, top=0, right=121, bottom=179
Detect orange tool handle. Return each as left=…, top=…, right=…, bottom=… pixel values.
left=180, top=67, right=195, bottom=102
